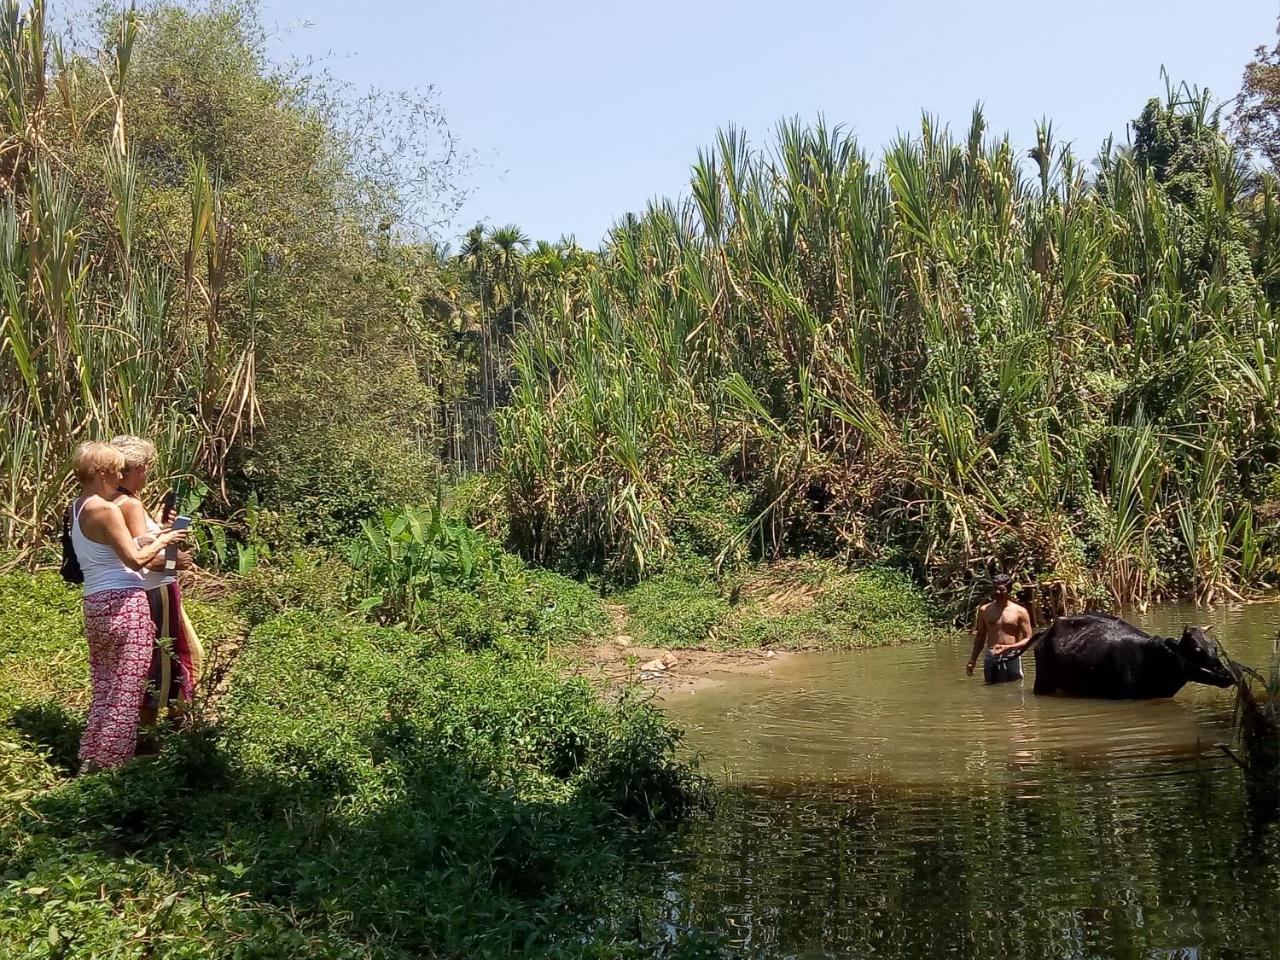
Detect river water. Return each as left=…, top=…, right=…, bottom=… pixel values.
left=659, top=603, right=1280, bottom=959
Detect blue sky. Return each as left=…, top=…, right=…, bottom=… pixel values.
left=257, top=0, right=1277, bottom=246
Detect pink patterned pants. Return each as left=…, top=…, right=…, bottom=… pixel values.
left=79, top=589, right=155, bottom=770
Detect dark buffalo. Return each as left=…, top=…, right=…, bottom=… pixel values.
left=1031, top=612, right=1235, bottom=699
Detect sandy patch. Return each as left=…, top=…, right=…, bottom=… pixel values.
left=562, top=641, right=791, bottom=696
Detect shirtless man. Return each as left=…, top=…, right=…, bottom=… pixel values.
left=966, top=573, right=1034, bottom=683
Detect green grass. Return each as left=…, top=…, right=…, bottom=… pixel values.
left=613, top=565, right=732, bottom=648
left=0, top=570, right=710, bottom=959
left=726, top=565, right=939, bottom=651
left=614, top=560, right=939, bottom=651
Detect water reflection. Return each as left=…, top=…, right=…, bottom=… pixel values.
left=667, top=772, right=1279, bottom=959
left=660, top=604, right=1280, bottom=959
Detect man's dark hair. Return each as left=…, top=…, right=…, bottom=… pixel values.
left=992, top=573, right=1013, bottom=590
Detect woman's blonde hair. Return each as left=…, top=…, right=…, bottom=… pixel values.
left=72, top=441, right=125, bottom=486
left=110, top=435, right=158, bottom=473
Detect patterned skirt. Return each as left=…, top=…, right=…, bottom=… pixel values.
left=79, top=589, right=155, bottom=769
left=144, top=581, right=203, bottom=711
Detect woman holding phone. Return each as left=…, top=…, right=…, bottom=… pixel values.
left=70, top=442, right=188, bottom=772
left=110, top=436, right=202, bottom=736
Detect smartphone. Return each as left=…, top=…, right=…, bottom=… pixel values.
left=159, top=490, right=177, bottom=524
left=164, top=516, right=191, bottom=571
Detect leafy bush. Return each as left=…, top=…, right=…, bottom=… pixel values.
left=235, top=548, right=360, bottom=627
left=223, top=613, right=700, bottom=812
left=342, top=506, right=609, bottom=647
left=347, top=505, right=498, bottom=628
left=726, top=564, right=937, bottom=651
left=0, top=572, right=707, bottom=958
left=615, top=561, right=938, bottom=651
left=615, top=566, right=732, bottom=648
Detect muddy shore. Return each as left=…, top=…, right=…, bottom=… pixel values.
left=563, top=640, right=793, bottom=696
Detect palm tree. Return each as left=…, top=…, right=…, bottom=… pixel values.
left=487, top=223, right=529, bottom=336
left=458, top=224, right=495, bottom=467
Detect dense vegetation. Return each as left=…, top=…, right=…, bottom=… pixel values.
left=2, top=0, right=1278, bottom=953
left=10, top=0, right=1280, bottom=619
left=0, top=0, right=484, bottom=552
left=498, top=94, right=1280, bottom=611
left=0, top=549, right=713, bottom=958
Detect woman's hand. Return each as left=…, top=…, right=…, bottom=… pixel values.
left=88, top=501, right=183, bottom=572
left=155, top=526, right=189, bottom=548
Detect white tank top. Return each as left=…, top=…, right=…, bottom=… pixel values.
left=119, top=496, right=178, bottom=590
left=71, top=498, right=147, bottom=597
left=137, top=509, right=177, bottom=589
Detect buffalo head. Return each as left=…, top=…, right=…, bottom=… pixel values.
left=1173, top=626, right=1235, bottom=688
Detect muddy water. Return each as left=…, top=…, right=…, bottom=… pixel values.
left=659, top=604, right=1280, bottom=959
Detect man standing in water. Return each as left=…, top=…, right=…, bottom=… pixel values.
left=966, top=573, right=1034, bottom=683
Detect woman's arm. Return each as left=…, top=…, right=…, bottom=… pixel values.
left=84, top=501, right=186, bottom=571
left=143, top=546, right=195, bottom=571
left=117, top=494, right=195, bottom=571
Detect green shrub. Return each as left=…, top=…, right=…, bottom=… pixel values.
left=347, top=505, right=500, bottom=629
left=614, top=561, right=938, bottom=651
left=222, top=612, right=696, bottom=809
left=614, top=566, right=732, bottom=648
left=343, top=507, right=609, bottom=647
left=726, top=564, right=937, bottom=651
left=1, top=572, right=706, bottom=959
left=235, top=548, right=360, bottom=627
left=241, top=397, right=439, bottom=547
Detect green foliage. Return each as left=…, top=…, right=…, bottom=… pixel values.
left=616, top=560, right=937, bottom=651
left=616, top=567, right=733, bottom=648
left=240, top=306, right=442, bottom=545
left=0, top=572, right=87, bottom=760
left=347, top=504, right=497, bottom=628
left=499, top=98, right=1280, bottom=611
left=343, top=505, right=610, bottom=646
left=443, top=472, right=511, bottom=541
left=0, top=570, right=708, bottom=958
left=225, top=612, right=700, bottom=816
left=726, top=565, right=937, bottom=652
left=234, top=547, right=359, bottom=627
left=0, top=0, right=469, bottom=558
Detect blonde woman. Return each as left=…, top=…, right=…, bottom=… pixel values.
left=69, top=442, right=187, bottom=772
left=110, top=436, right=202, bottom=732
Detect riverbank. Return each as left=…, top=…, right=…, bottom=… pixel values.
left=566, top=640, right=795, bottom=696
left=567, top=559, right=941, bottom=694
left=608, top=559, right=939, bottom=650
left=0, top=568, right=709, bottom=959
